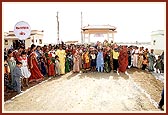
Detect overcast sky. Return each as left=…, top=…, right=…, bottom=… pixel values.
left=2, top=2, right=165, bottom=43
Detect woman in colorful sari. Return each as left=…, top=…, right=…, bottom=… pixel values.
left=77, top=47, right=83, bottom=70
left=82, top=49, right=90, bottom=72
left=47, top=52, right=55, bottom=77
left=65, top=54, right=70, bottom=73
left=44, top=48, right=49, bottom=76
left=28, top=44, right=44, bottom=82
left=118, top=46, right=128, bottom=73
left=55, top=46, right=66, bottom=75
left=137, top=47, right=144, bottom=69
left=73, top=51, right=80, bottom=73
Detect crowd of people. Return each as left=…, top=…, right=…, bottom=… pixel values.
left=4, top=40, right=164, bottom=95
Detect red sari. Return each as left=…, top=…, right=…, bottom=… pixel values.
left=47, top=54, right=55, bottom=77
left=118, top=47, right=128, bottom=73
left=28, top=52, right=44, bottom=82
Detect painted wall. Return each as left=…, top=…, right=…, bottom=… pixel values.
left=25, top=39, right=32, bottom=49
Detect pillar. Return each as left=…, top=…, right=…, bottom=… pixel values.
left=83, top=33, right=85, bottom=43
left=112, top=32, right=114, bottom=42
left=81, top=31, right=83, bottom=44
left=88, top=33, right=90, bottom=43
left=107, top=32, right=109, bottom=42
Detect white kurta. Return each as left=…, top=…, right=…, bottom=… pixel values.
left=133, top=49, right=139, bottom=67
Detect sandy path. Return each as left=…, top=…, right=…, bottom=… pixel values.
left=4, top=71, right=163, bottom=112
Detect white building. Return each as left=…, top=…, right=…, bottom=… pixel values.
left=4, top=30, right=44, bottom=49
left=151, top=30, right=165, bottom=55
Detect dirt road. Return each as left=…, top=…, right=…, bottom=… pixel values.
left=4, top=69, right=164, bottom=112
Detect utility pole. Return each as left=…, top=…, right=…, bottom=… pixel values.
left=81, top=12, right=83, bottom=44
left=56, top=11, right=59, bottom=44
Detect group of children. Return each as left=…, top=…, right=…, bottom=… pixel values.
left=4, top=50, right=31, bottom=94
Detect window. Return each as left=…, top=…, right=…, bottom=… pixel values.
left=5, top=40, right=8, bottom=45
left=153, top=40, right=156, bottom=45
left=32, top=39, right=34, bottom=43
left=39, top=39, right=42, bottom=44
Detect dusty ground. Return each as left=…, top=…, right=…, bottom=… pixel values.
left=127, top=68, right=164, bottom=102
left=3, top=68, right=164, bottom=112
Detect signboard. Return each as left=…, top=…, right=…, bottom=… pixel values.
left=14, top=21, right=31, bottom=40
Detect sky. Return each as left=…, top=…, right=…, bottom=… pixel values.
left=2, top=2, right=165, bottom=44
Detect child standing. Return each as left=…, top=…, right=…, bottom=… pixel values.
left=55, top=55, right=60, bottom=76
left=13, top=61, right=23, bottom=94
left=20, top=51, right=31, bottom=87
